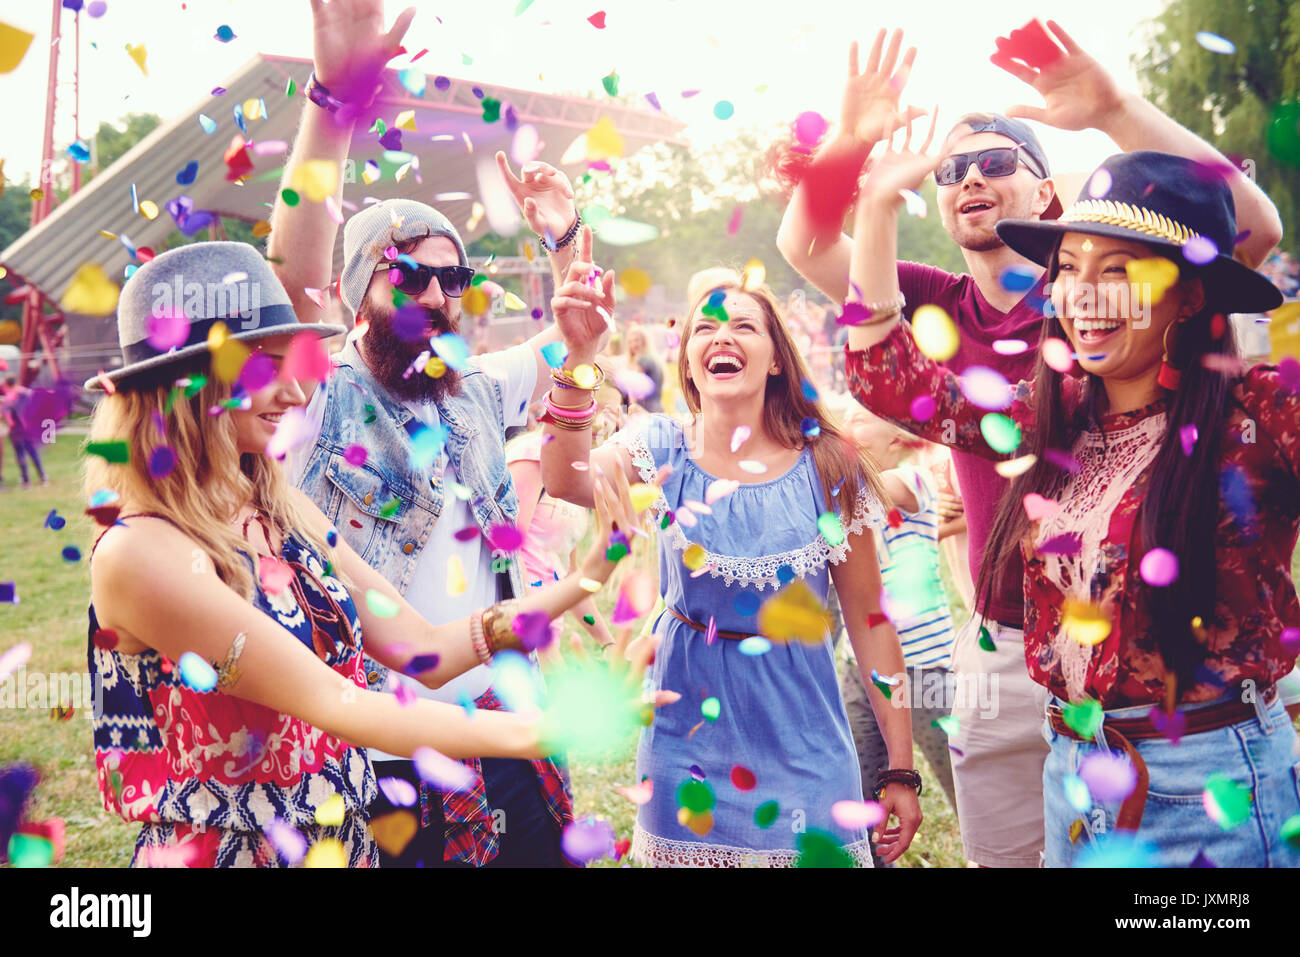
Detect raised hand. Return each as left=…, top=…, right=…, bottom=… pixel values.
left=550, top=226, right=615, bottom=365
left=309, top=0, right=415, bottom=106
left=841, top=29, right=928, bottom=147
left=993, top=20, right=1124, bottom=132
left=580, top=466, right=645, bottom=585
left=860, top=108, right=942, bottom=205
left=495, top=152, right=578, bottom=241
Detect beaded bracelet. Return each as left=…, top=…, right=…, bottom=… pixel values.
left=538, top=212, right=584, bottom=253
left=856, top=305, right=903, bottom=327
left=861, top=293, right=906, bottom=313
left=470, top=610, right=492, bottom=665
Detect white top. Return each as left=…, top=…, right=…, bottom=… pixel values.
left=289, top=343, right=537, bottom=762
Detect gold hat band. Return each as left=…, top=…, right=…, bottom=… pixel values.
left=1058, top=199, right=1202, bottom=246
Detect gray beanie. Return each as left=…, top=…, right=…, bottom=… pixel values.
left=339, top=199, right=469, bottom=316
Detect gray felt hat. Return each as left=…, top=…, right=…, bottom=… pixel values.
left=339, top=199, right=468, bottom=316
left=84, top=241, right=346, bottom=391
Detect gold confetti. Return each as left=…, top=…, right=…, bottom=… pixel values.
left=446, top=554, right=467, bottom=595
left=314, top=793, right=345, bottom=827
left=290, top=159, right=339, bottom=202
left=304, top=838, right=346, bottom=868
left=741, top=258, right=765, bottom=290
left=628, top=483, right=659, bottom=513
left=61, top=262, right=120, bottom=316
left=369, top=810, right=417, bottom=857
left=757, top=580, right=832, bottom=645
left=1125, top=257, right=1180, bottom=309
left=208, top=321, right=251, bottom=383
left=1061, top=599, right=1111, bottom=647
left=912, top=304, right=960, bottom=361
left=139, top=200, right=159, bottom=220
left=682, top=543, right=707, bottom=571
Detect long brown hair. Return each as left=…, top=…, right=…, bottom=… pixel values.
left=677, top=276, right=887, bottom=522
left=84, top=356, right=343, bottom=599
left=976, top=244, right=1237, bottom=692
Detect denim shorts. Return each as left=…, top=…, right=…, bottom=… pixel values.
left=1042, top=691, right=1300, bottom=868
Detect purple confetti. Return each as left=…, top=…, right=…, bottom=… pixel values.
left=1079, top=751, right=1137, bottom=803
left=434, top=76, right=451, bottom=90
left=1182, top=236, right=1218, bottom=265
left=1038, top=533, right=1082, bottom=556
left=343, top=444, right=368, bottom=467
left=644, top=92, right=661, bottom=111
left=238, top=353, right=277, bottom=392
left=148, top=446, right=176, bottom=480
left=412, top=746, right=477, bottom=792
left=561, top=816, right=615, bottom=864
left=511, top=610, right=554, bottom=652
left=265, top=818, right=307, bottom=864
left=402, top=653, right=441, bottom=676
left=1179, top=424, right=1198, bottom=457
left=910, top=394, right=937, bottom=422
left=1045, top=448, right=1081, bottom=473
left=486, top=522, right=524, bottom=553
left=377, top=776, right=417, bottom=807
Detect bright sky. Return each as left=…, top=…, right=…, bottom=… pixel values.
left=3, top=0, right=1173, bottom=185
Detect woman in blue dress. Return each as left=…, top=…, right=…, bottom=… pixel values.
left=539, top=233, right=923, bottom=866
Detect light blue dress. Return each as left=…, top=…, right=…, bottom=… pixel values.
left=616, top=414, right=886, bottom=867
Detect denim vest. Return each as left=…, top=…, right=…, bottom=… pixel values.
left=295, top=339, right=525, bottom=690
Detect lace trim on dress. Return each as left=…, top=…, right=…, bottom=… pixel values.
left=631, top=825, right=874, bottom=868
left=1033, top=412, right=1166, bottom=700
left=620, top=435, right=887, bottom=591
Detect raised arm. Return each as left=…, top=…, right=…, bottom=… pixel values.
left=268, top=0, right=414, bottom=324
left=995, top=18, right=1282, bottom=266
left=777, top=30, right=924, bottom=303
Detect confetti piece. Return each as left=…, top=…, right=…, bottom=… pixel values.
left=681, top=543, right=708, bottom=572
left=125, top=42, right=148, bottom=76
left=713, top=100, right=735, bottom=120
left=1138, top=548, right=1179, bottom=586
left=1148, top=705, right=1186, bottom=744
left=66, top=139, right=91, bottom=164
left=909, top=394, right=937, bottom=422
left=370, top=810, right=417, bottom=857
left=817, top=511, right=845, bottom=546
left=741, top=258, right=765, bottom=290
left=0, top=583, right=18, bottom=604
left=1195, top=31, right=1236, bottom=55
left=1182, top=235, right=1218, bottom=266
left=1041, top=337, right=1073, bottom=373
left=0, top=642, right=32, bottom=680
left=911, top=305, right=959, bottom=360
left=1064, top=774, right=1092, bottom=813
left=738, top=459, right=767, bottom=475
left=831, top=799, right=886, bottom=831
left=1179, top=424, right=1198, bottom=457
left=148, top=446, right=176, bottom=479
left=757, top=580, right=831, bottom=644
left=587, top=11, right=607, bottom=28
left=993, top=338, right=1030, bottom=356
left=487, top=522, right=524, bottom=553
left=198, top=113, right=217, bottom=134
left=999, top=264, right=1039, bottom=292
left=979, top=413, right=1021, bottom=454
left=738, top=635, right=770, bottom=655
left=1039, top=533, right=1082, bottom=556
left=412, top=746, right=476, bottom=792
left=705, top=478, right=739, bottom=504
left=61, top=263, right=119, bottom=316
left=1079, top=751, right=1137, bottom=803
left=178, top=651, right=217, bottom=692
left=794, top=829, right=855, bottom=868
left=365, top=589, right=400, bottom=618
left=0, top=22, right=35, bottom=74
left=977, top=625, right=996, bottom=651
left=960, top=365, right=1012, bottom=410
left=313, top=793, right=345, bottom=827
left=701, top=697, right=721, bottom=721
left=44, top=510, right=66, bottom=531
left=1061, top=599, right=1111, bottom=646
left=378, top=776, right=418, bottom=808
left=397, top=68, right=426, bottom=97
left=1280, top=814, right=1300, bottom=849
left=304, top=838, right=346, bottom=868
left=282, top=331, right=330, bottom=382
left=1022, top=493, right=1059, bottom=522
left=342, top=444, right=368, bottom=468
left=1125, top=257, right=1180, bottom=308
left=1202, top=773, right=1252, bottom=830
left=584, top=116, right=624, bottom=162
left=1062, top=698, right=1102, bottom=738
left=601, top=70, right=620, bottom=96
left=290, top=159, right=339, bottom=202
left=800, top=417, right=821, bottom=438
left=85, top=440, right=130, bottom=464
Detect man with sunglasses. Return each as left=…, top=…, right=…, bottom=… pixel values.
left=778, top=24, right=1282, bottom=868
left=268, top=0, right=614, bottom=868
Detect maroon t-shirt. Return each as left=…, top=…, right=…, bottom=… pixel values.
left=896, top=260, right=1044, bottom=628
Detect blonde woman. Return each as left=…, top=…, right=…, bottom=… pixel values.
left=84, top=242, right=651, bottom=867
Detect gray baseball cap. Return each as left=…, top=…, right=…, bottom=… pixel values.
left=339, top=199, right=469, bottom=316
left=84, top=241, right=345, bottom=391
left=946, top=113, right=1063, bottom=220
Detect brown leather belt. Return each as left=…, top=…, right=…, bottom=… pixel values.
left=1047, top=685, right=1277, bottom=832
left=667, top=607, right=753, bottom=641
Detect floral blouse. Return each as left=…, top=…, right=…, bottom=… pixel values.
left=846, top=322, right=1300, bottom=707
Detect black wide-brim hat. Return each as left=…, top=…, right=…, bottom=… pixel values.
left=995, top=151, right=1283, bottom=315
left=83, top=241, right=346, bottom=391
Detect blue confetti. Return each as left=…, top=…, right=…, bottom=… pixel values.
left=738, top=636, right=771, bottom=656
left=1220, top=464, right=1258, bottom=542
left=776, top=564, right=795, bottom=585
left=409, top=423, right=449, bottom=469
left=733, top=591, right=760, bottom=616
left=66, top=139, right=91, bottom=164
left=801, top=378, right=819, bottom=402
left=398, top=68, right=427, bottom=96
left=431, top=333, right=471, bottom=371
left=178, top=651, right=218, bottom=692
left=198, top=114, right=217, bottom=134
left=44, top=510, right=66, bottom=531
left=233, top=103, right=247, bottom=135
left=326, top=526, right=338, bottom=548
left=800, top=416, right=821, bottom=438
left=61, top=546, right=82, bottom=562
left=540, top=341, right=568, bottom=368
left=999, top=264, right=1039, bottom=293
left=176, top=161, right=198, bottom=185
left=215, top=25, right=236, bottom=43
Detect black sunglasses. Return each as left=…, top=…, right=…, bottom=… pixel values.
left=377, top=259, right=476, bottom=298
left=935, top=146, right=1045, bottom=186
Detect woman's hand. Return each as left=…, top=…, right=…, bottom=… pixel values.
left=873, top=782, right=923, bottom=864
left=310, top=0, right=415, bottom=105
left=579, top=465, right=645, bottom=585
left=841, top=30, right=928, bottom=147
left=551, top=226, right=616, bottom=366
left=495, top=152, right=578, bottom=240
left=860, top=108, right=942, bottom=207
left=994, top=20, right=1125, bottom=133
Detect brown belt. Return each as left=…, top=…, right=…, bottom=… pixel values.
left=1047, top=685, right=1276, bottom=832
left=666, top=607, right=753, bottom=641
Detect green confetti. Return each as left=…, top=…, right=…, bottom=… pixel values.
left=754, top=800, right=780, bottom=829
left=701, top=696, right=720, bottom=721
left=164, top=386, right=181, bottom=415
left=1281, top=813, right=1300, bottom=848
left=369, top=118, right=386, bottom=135
left=514, top=0, right=535, bottom=14
left=817, top=511, right=845, bottom=547
left=794, top=829, right=855, bottom=868
left=676, top=779, right=715, bottom=813
left=871, top=675, right=893, bottom=700
left=6, top=834, right=53, bottom=868
left=977, top=625, right=996, bottom=651
left=582, top=614, right=595, bottom=626
left=363, top=404, right=377, bottom=424
left=365, top=589, right=400, bottom=618
left=285, top=77, right=296, bottom=97
left=933, top=714, right=959, bottom=736
left=86, top=440, right=130, bottom=464
left=1062, top=699, right=1103, bottom=738
left=1203, top=773, right=1253, bottom=830
left=481, top=97, right=501, bottom=123
left=183, top=374, right=208, bottom=398
left=602, top=71, right=620, bottom=96
left=980, top=413, right=1022, bottom=454
left=281, top=188, right=299, bottom=207
left=461, top=53, right=473, bottom=66
left=605, top=542, right=629, bottom=562
left=660, top=513, right=672, bottom=530
left=379, top=497, right=401, bottom=518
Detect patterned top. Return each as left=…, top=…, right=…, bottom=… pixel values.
left=846, top=323, right=1300, bottom=708
left=88, top=518, right=376, bottom=835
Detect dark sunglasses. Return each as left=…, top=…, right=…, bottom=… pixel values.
left=935, top=146, right=1045, bottom=186
left=377, top=259, right=476, bottom=298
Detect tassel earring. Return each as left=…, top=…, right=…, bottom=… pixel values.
left=1157, top=320, right=1183, bottom=391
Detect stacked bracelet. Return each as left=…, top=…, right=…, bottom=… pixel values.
left=551, top=363, right=605, bottom=393
left=470, top=610, right=492, bottom=665
left=539, top=212, right=583, bottom=253
left=540, top=391, right=598, bottom=431
left=481, top=599, right=523, bottom=656
left=873, top=768, right=924, bottom=799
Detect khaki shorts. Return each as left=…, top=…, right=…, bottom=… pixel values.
left=948, top=616, right=1049, bottom=867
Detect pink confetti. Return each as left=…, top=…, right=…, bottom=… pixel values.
left=562, top=817, right=614, bottom=864
left=281, top=332, right=330, bottom=382
left=793, top=110, right=829, bottom=147
left=1179, top=424, right=1198, bottom=457
left=1138, top=548, right=1179, bottom=586
left=674, top=507, right=697, bottom=528
left=726, top=205, right=743, bottom=235
left=258, top=556, right=294, bottom=595
left=146, top=309, right=190, bottom=351
left=1042, top=337, right=1074, bottom=373
left=1022, top=493, right=1059, bottom=522
left=1079, top=751, right=1137, bottom=803
left=615, top=780, right=654, bottom=804
left=831, top=799, right=886, bottom=830
left=238, top=353, right=277, bottom=391
left=959, top=365, right=1012, bottom=410
left=1280, top=628, right=1300, bottom=655
left=302, top=287, right=327, bottom=309
left=1182, top=236, right=1218, bottom=265
left=264, top=406, right=311, bottom=460
left=413, top=746, right=477, bottom=792
left=705, top=478, right=739, bottom=504
left=0, top=642, right=32, bottom=680
left=378, top=776, right=418, bottom=807
left=730, top=425, right=751, bottom=453
left=265, top=818, right=307, bottom=864
left=909, top=394, right=936, bottom=422
left=392, top=676, right=416, bottom=707
left=343, top=444, right=368, bottom=467
left=1038, top=533, right=1082, bottom=556
left=487, top=522, right=524, bottom=553
left=705, top=615, right=717, bottom=645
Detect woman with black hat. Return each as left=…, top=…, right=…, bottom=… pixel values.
left=842, top=143, right=1299, bottom=867
left=82, top=241, right=656, bottom=867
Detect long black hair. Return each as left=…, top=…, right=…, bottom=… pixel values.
left=975, top=244, right=1239, bottom=695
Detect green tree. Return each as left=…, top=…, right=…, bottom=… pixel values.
left=1134, top=0, right=1300, bottom=252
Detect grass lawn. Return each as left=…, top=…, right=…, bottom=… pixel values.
left=2, top=429, right=1294, bottom=868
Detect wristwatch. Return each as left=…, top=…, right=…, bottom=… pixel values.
left=874, top=768, right=923, bottom=799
